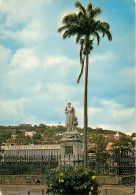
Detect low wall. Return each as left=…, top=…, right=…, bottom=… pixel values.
left=0, top=175, right=135, bottom=185
left=97, top=176, right=135, bottom=185
left=0, top=175, right=44, bottom=185
left=99, top=185, right=135, bottom=195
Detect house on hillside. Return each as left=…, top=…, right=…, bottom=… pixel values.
left=105, top=142, right=114, bottom=155
left=105, top=134, right=114, bottom=142
left=88, top=142, right=97, bottom=148
left=114, top=131, right=120, bottom=140
left=11, top=134, right=18, bottom=139
left=42, top=136, right=48, bottom=141
left=25, top=131, right=36, bottom=138
left=19, top=124, right=32, bottom=127
left=88, top=142, right=97, bottom=156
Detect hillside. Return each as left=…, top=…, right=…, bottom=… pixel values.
left=0, top=124, right=128, bottom=146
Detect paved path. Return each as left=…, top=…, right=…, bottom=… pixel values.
left=0, top=184, right=135, bottom=195
left=99, top=185, right=135, bottom=195
left=0, top=185, right=45, bottom=195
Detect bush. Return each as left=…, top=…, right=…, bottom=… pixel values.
left=44, top=166, right=100, bottom=194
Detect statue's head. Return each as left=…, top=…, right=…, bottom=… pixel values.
left=67, top=102, right=71, bottom=107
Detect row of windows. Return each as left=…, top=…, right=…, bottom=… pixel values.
left=4, top=149, right=61, bottom=156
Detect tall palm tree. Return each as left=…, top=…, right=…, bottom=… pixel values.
left=57, top=1, right=112, bottom=167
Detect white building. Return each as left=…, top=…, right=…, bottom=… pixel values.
left=114, top=131, right=120, bottom=140
left=106, top=142, right=114, bottom=151
left=1, top=143, right=61, bottom=157
left=19, top=124, right=32, bottom=127
left=11, top=134, right=18, bottom=139
left=25, top=131, right=36, bottom=138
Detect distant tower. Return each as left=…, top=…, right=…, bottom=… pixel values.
left=114, top=131, right=120, bottom=140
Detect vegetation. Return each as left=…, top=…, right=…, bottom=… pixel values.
left=111, top=136, right=135, bottom=155
left=0, top=126, right=134, bottom=178
left=130, top=132, right=136, bottom=138
left=0, top=131, right=11, bottom=146
left=57, top=1, right=112, bottom=167
left=0, top=124, right=129, bottom=147
left=44, top=166, right=100, bottom=195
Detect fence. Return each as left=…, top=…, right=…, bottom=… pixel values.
left=88, top=153, right=135, bottom=176
left=0, top=154, right=135, bottom=176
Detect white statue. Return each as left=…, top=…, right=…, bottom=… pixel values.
left=65, top=102, right=78, bottom=132
left=73, top=117, right=78, bottom=131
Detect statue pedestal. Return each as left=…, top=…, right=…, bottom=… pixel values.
left=60, top=131, right=83, bottom=156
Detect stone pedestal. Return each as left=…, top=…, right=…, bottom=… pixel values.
left=60, top=131, right=83, bottom=156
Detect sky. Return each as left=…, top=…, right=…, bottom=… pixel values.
left=0, top=0, right=135, bottom=134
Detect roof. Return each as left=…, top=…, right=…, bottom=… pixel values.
left=106, top=142, right=114, bottom=150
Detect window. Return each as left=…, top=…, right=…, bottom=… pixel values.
left=65, top=146, right=73, bottom=154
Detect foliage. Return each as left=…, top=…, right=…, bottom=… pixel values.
left=111, top=136, right=135, bottom=155
left=57, top=1, right=112, bottom=83
left=0, top=125, right=129, bottom=147
left=32, top=133, right=42, bottom=144
left=130, top=132, right=136, bottom=137
left=0, top=132, right=11, bottom=146
left=44, top=166, right=100, bottom=195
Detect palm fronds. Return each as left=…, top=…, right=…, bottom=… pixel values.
left=57, top=1, right=112, bottom=83
left=75, top=1, right=86, bottom=14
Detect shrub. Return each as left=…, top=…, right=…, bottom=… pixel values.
left=44, top=166, right=100, bottom=194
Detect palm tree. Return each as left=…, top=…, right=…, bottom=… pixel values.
left=57, top=1, right=112, bottom=167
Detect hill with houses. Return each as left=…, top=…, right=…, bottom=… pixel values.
left=0, top=124, right=135, bottom=147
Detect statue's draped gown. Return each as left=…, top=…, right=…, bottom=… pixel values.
left=65, top=107, right=75, bottom=132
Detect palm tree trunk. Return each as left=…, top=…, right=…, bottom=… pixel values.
left=84, top=53, right=88, bottom=167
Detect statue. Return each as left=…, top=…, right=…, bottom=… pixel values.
left=61, top=103, right=82, bottom=157
left=65, top=102, right=78, bottom=132
left=73, top=117, right=78, bottom=131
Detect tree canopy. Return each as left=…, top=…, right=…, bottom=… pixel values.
left=58, top=1, right=112, bottom=83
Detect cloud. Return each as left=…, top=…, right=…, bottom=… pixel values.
left=9, top=48, right=40, bottom=74
left=100, top=99, right=121, bottom=109
left=0, top=99, right=16, bottom=115
left=99, top=99, right=135, bottom=124
left=6, top=48, right=43, bottom=93
left=87, top=50, right=135, bottom=108
left=87, top=98, right=135, bottom=133
left=1, top=19, right=47, bottom=47
left=0, top=0, right=51, bottom=47
left=44, top=56, right=77, bottom=67
left=37, top=82, right=83, bottom=103
left=118, top=66, right=135, bottom=86
left=0, top=45, right=12, bottom=73
left=0, top=97, right=26, bottom=125
left=43, top=55, right=78, bottom=75
left=7, top=51, right=80, bottom=95
left=31, top=83, right=43, bottom=93
left=0, top=45, right=11, bottom=64
left=17, top=19, right=46, bottom=45
left=88, top=50, right=115, bottom=82
left=0, top=0, right=50, bottom=27
left=0, top=97, right=46, bottom=125
left=89, top=51, right=113, bottom=64
left=18, top=81, right=83, bottom=124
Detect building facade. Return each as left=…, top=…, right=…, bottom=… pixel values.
left=1, top=143, right=61, bottom=157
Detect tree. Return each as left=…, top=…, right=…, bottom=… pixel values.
left=58, top=1, right=112, bottom=167
left=130, top=132, right=136, bottom=138
left=111, top=136, right=135, bottom=156
left=0, top=132, right=11, bottom=146
left=32, top=133, right=42, bottom=144
left=24, top=135, right=32, bottom=145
